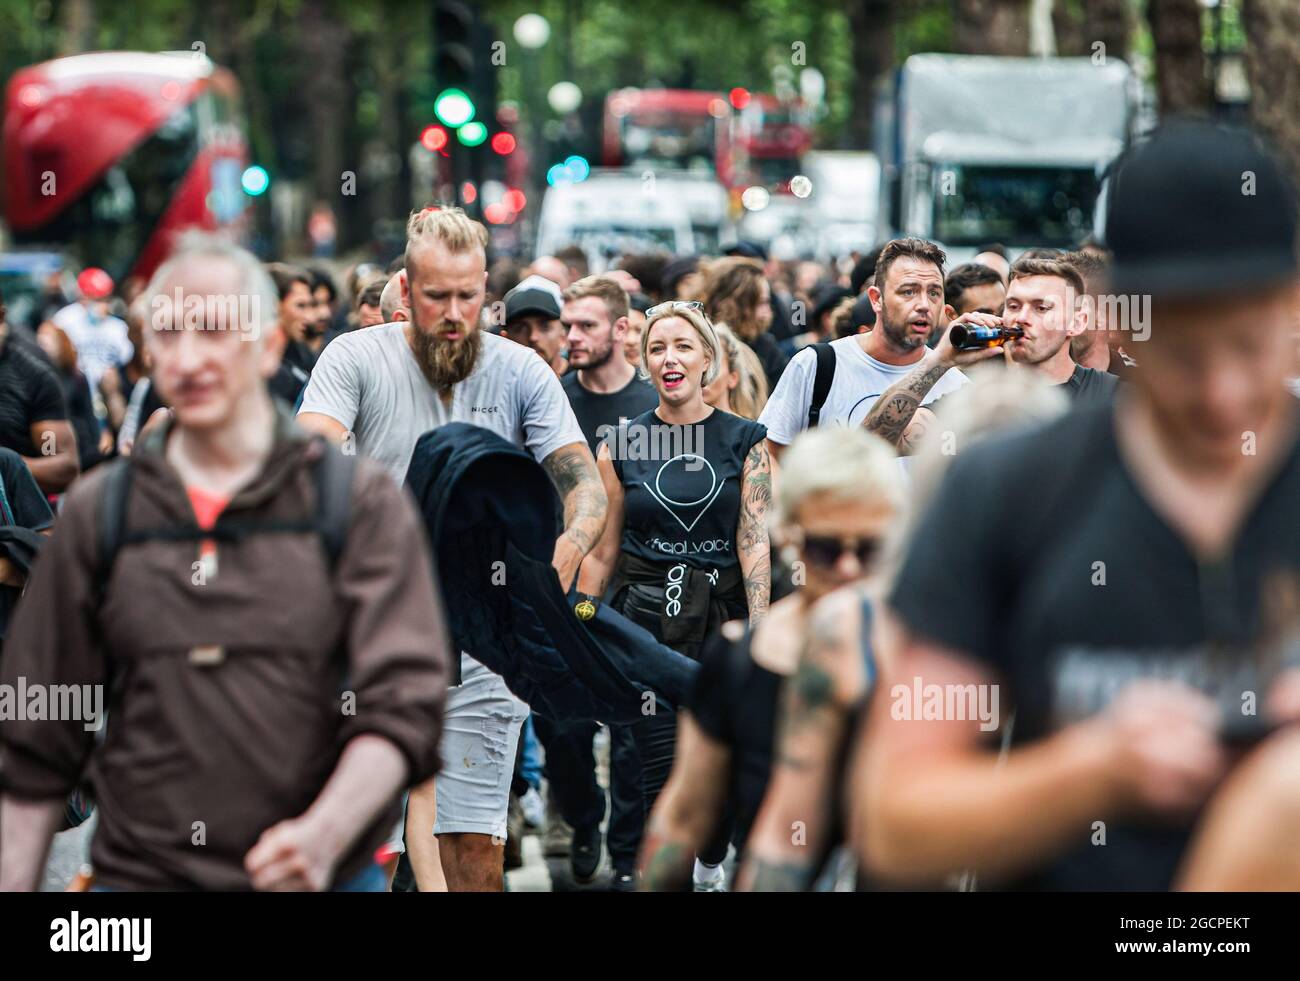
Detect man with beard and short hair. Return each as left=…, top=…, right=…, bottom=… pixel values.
left=859, top=255, right=1117, bottom=455
left=503, top=276, right=568, bottom=376
left=297, top=207, right=606, bottom=892
left=757, top=237, right=969, bottom=461
left=548, top=274, right=659, bottom=889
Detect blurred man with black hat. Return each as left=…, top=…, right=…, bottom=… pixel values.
left=503, top=275, right=568, bottom=377
left=861, top=119, right=1300, bottom=892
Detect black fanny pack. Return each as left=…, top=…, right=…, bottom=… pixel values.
left=616, top=555, right=743, bottom=655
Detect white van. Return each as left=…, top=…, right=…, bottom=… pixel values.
left=535, top=171, right=695, bottom=271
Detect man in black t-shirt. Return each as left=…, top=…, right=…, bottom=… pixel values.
left=0, top=296, right=79, bottom=494
left=859, top=120, right=1300, bottom=891
left=538, top=276, right=659, bottom=890
left=861, top=253, right=1116, bottom=453
left=0, top=447, right=54, bottom=647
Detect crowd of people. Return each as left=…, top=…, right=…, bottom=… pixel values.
left=2, top=117, right=1300, bottom=894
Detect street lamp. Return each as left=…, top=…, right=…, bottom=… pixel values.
left=548, top=81, right=582, bottom=115
left=513, top=13, right=550, bottom=49
left=514, top=13, right=550, bottom=242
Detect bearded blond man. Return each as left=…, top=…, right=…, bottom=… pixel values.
left=298, top=207, right=606, bottom=890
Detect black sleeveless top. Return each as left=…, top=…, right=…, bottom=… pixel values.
left=609, top=407, right=766, bottom=571
left=689, top=593, right=878, bottom=870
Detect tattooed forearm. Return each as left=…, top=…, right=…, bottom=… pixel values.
left=862, top=359, right=949, bottom=449
left=745, top=858, right=813, bottom=893
left=640, top=833, right=693, bottom=893
left=744, top=553, right=771, bottom=625
left=543, top=443, right=608, bottom=556
left=737, top=440, right=772, bottom=622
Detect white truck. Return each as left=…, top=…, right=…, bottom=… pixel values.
left=877, top=54, right=1137, bottom=263
left=803, top=150, right=881, bottom=262
left=535, top=169, right=704, bottom=270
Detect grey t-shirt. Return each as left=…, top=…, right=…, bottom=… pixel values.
left=758, top=335, right=967, bottom=446
left=298, top=323, right=585, bottom=483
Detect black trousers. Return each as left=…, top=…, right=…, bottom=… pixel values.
left=533, top=716, right=645, bottom=874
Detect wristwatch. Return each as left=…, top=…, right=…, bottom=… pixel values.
left=573, top=593, right=599, bottom=621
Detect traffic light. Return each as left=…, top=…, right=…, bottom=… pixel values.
left=241, top=165, right=270, bottom=196
left=432, top=0, right=500, bottom=210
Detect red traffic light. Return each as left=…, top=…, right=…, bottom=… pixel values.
left=421, top=125, right=449, bottom=152
left=491, top=132, right=517, bottom=155
left=729, top=87, right=750, bottom=110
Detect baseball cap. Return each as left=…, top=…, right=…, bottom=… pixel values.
left=504, top=275, right=563, bottom=323
left=77, top=267, right=114, bottom=300
left=725, top=240, right=768, bottom=261
left=1104, top=118, right=1298, bottom=299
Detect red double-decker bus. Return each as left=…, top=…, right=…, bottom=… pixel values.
left=3, top=51, right=250, bottom=283
left=734, top=93, right=812, bottom=193
left=602, top=88, right=736, bottom=188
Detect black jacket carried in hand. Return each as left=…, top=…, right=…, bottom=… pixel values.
left=404, top=422, right=699, bottom=722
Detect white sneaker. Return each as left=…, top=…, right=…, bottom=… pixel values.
left=693, top=860, right=727, bottom=892
left=519, top=787, right=545, bottom=829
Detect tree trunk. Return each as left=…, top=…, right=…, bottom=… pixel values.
left=1241, top=0, right=1300, bottom=192
left=299, top=0, right=351, bottom=247
left=1146, top=0, right=1211, bottom=114
left=58, top=0, right=97, bottom=55
left=845, top=0, right=894, bottom=151
left=1083, top=0, right=1132, bottom=65
left=951, top=0, right=1031, bottom=56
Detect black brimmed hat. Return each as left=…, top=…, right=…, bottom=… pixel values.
left=1104, top=118, right=1298, bottom=299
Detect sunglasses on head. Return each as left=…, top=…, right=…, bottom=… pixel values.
left=646, top=300, right=703, bottom=318
left=800, top=534, right=883, bottom=570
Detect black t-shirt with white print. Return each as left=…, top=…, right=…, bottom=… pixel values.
left=889, top=398, right=1300, bottom=890
left=609, top=407, right=766, bottom=571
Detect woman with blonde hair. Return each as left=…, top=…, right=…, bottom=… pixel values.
left=642, top=425, right=906, bottom=891
left=704, top=323, right=769, bottom=421
left=577, top=299, right=773, bottom=889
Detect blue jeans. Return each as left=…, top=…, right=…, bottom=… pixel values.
left=333, top=862, right=388, bottom=892
left=520, top=715, right=543, bottom=791
left=91, top=862, right=388, bottom=892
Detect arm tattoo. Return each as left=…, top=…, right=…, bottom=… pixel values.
left=641, top=837, right=693, bottom=893
left=779, top=599, right=854, bottom=737
left=542, top=444, right=607, bottom=556
left=737, top=440, right=772, bottom=623
left=862, top=359, right=949, bottom=448
left=747, top=858, right=813, bottom=892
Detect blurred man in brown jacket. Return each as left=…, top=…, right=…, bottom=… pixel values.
left=0, top=236, right=450, bottom=891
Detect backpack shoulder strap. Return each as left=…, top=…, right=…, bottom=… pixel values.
left=97, top=457, right=134, bottom=582
left=807, top=341, right=837, bottom=428
left=313, top=445, right=357, bottom=571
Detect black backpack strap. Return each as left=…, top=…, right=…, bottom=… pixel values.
left=807, top=342, right=836, bottom=428
left=312, top=445, right=356, bottom=571
left=97, top=457, right=134, bottom=583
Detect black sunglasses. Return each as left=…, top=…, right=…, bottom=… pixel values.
left=801, top=535, right=883, bottom=570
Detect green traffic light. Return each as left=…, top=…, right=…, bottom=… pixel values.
left=434, top=88, right=475, bottom=128
left=458, top=121, right=488, bottom=147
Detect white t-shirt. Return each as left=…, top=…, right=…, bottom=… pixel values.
left=51, top=303, right=133, bottom=394
left=298, top=323, right=585, bottom=484
left=758, top=335, right=968, bottom=445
